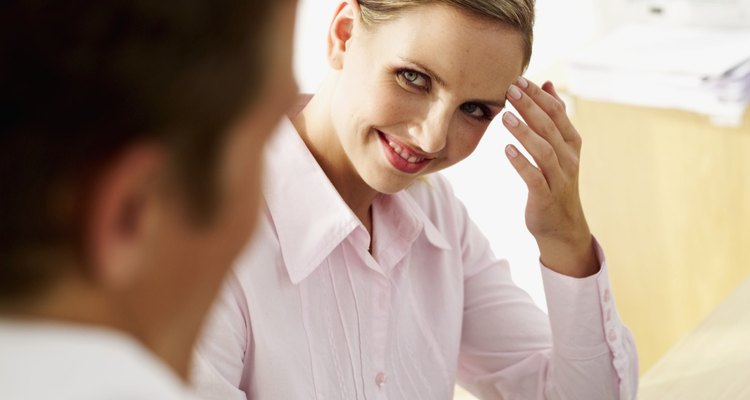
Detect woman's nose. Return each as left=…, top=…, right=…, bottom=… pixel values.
left=412, top=106, right=450, bottom=154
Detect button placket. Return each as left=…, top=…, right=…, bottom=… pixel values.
left=375, top=371, right=387, bottom=388
left=370, top=277, right=391, bottom=396
left=601, top=284, right=618, bottom=346
left=607, top=328, right=618, bottom=343
left=378, top=290, right=389, bottom=309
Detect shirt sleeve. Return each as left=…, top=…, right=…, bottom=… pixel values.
left=541, top=243, right=638, bottom=400
left=190, top=272, right=252, bottom=400
left=453, top=202, right=638, bottom=399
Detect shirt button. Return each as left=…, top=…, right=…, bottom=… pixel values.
left=606, top=309, right=612, bottom=322
left=375, top=372, right=387, bottom=388
left=603, top=289, right=611, bottom=303
left=608, top=328, right=617, bottom=343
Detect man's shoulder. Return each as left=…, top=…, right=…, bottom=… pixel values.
left=0, top=321, right=193, bottom=400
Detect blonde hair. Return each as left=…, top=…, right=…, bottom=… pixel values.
left=358, top=0, right=535, bottom=69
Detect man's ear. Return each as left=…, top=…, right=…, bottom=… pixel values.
left=327, top=0, right=361, bottom=70
left=85, top=143, right=165, bottom=291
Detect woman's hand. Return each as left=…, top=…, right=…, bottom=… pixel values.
left=502, top=77, right=598, bottom=278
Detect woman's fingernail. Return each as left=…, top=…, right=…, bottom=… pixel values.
left=516, top=76, right=529, bottom=89
left=507, top=84, right=523, bottom=100
left=505, top=145, right=518, bottom=158
left=502, top=112, right=519, bottom=127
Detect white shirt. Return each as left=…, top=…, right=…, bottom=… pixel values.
left=191, top=119, right=639, bottom=400
left=0, top=320, right=197, bottom=400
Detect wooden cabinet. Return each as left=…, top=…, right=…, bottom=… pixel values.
left=571, top=99, right=750, bottom=373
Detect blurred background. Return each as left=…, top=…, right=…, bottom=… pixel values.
left=293, top=1, right=750, bottom=398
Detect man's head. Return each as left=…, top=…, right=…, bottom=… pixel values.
left=0, top=0, right=297, bottom=375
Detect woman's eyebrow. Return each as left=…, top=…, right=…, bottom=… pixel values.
left=469, top=99, right=506, bottom=109
left=397, top=56, right=507, bottom=108
left=397, top=56, right=448, bottom=88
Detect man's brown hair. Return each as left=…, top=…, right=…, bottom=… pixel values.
left=0, top=0, right=277, bottom=300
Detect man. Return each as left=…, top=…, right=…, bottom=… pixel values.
left=0, top=1, right=297, bottom=398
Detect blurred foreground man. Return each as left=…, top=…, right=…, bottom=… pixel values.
left=0, top=1, right=298, bottom=398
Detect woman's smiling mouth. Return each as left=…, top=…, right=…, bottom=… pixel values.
left=377, top=130, right=433, bottom=174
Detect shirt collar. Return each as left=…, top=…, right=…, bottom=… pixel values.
left=263, top=118, right=451, bottom=285
left=370, top=189, right=452, bottom=269
left=404, top=194, right=453, bottom=251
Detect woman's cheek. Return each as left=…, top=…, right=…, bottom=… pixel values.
left=369, top=85, right=416, bottom=124
left=451, top=127, right=485, bottom=161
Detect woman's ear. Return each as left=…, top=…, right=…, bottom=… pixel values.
left=327, top=0, right=361, bottom=70
left=85, top=143, right=165, bottom=291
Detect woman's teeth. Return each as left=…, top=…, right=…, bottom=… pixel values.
left=387, top=139, right=424, bottom=163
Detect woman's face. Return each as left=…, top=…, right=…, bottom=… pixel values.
left=329, top=2, right=525, bottom=194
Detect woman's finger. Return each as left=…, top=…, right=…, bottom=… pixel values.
left=542, top=80, right=563, bottom=102
left=504, top=144, right=550, bottom=194
left=506, top=82, right=567, bottom=155
left=517, top=78, right=581, bottom=151
left=508, top=79, right=582, bottom=173
left=502, top=111, right=565, bottom=188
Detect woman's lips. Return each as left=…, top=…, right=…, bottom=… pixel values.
left=377, top=130, right=432, bottom=174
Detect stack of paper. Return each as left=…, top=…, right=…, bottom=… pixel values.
left=568, top=24, right=750, bottom=126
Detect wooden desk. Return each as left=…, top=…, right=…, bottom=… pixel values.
left=452, top=277, right=750, bottom=400
left=571, top=99, right=750, bottom=373
left=638, top=276, right=750, bottom=399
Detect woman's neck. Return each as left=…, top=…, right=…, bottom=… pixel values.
left=292, top=80, right=378, bottom=235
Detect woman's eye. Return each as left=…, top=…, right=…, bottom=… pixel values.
left=460, top=103, right=489, bottom=120
left=399, top=69, right=429, bottom=90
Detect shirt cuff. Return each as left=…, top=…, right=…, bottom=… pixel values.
left=540, top=238, right=626, bottom=359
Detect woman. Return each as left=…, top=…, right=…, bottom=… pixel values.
left=191, top=1, right=638, bottom=399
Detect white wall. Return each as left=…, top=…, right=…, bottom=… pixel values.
left=292, top=0, right=616, bottom=310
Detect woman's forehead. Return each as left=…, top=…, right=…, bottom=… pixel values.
left=361, top=4, right=525, bottom=94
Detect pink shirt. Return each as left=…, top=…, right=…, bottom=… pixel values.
left=191, top=119, right=638, bottom=400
